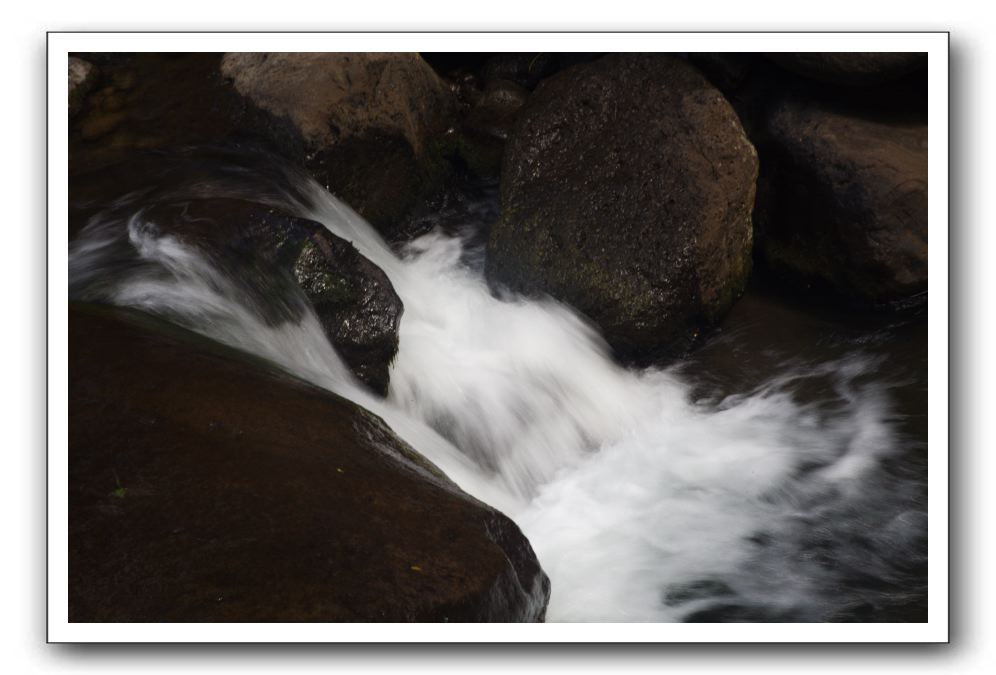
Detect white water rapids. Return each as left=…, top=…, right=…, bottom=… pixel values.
left=69, top=168, right=926, bottom=622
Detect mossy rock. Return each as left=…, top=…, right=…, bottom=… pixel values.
left=488, top=54, right=758, bottom=361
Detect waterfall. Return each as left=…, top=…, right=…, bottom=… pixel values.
left=69, top=162, right=926, bottom=622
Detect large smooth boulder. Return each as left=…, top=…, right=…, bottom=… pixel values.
left=765, top=52, right=926, bottom=87
left=756, top=97, right=928, bottom=305
left=69, top=305, right=550, bottom=622
left=487, top=54, right=758, bottom=359
left=220, top=53, right=458, bottom=233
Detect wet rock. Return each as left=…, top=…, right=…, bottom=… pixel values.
left=488, top=54, right=758, bottom=360
left=755, top=96, right=928, bottom=306
left=293, top=227, right=403, bottom=396
left=765, top=52, right=926, bottom=87
left=420, top=53, right=491, bottom=81
left=303, top=133, right=423, bottom=238
left=219, top=53, right=458, bottom=233
left=450, top=78, right=530, bottom=178
left=143, top=198, right=404, bottom=395
left=69, top=57, right=98, bottom=117
left=69, top=305, right=550, bottom=622
left=69, top=54, right=250, bottom=176
left=483, top=53, right=560, bottom=89
left=466, top=79, right=529, bottom=143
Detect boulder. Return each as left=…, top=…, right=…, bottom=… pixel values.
left=220, top=52, right=454, bottom=156
left=68, top=57, right=98, bottom=117
left=755, top=97, right=928, bottom=305
left=487, top=54, right=758, bottom=360
left=452, top=78, right=530, bottom=178
left=143, top=198, right=404, bottom=395
left=69, top=305, right=550, bottom=622
left=219, top=53, right=458, bottom=233
left=765, top=52, right=926, bottom=87
left=466, top=79, right=529, bottom=143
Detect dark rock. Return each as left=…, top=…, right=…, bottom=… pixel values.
left=483, top=53, right=560, bottom=89
left=69, top=305, right=550, bottom=622
left=391, top=177, right=500, bottom=253
left=220, top=53, right=455, bottom=156
left=488, top=54, right=758, bottom=360
left=68, top=57, right=98, bottom=117
left=70, top=52, right=139, bottom=69
left=69, top=54, right=252, bottom=176
left=219, top=53, right=458, bottom=234
left=144, top=198, right=404, bottom=395
left=293, top=227, right=403, bottom=396
left=421, top=53, right=491, bottom=79
left=452, top=69, right=485, bottom=110
left=449, top=78, right=530, bottom=179
left=755, top=96, right=927, bottom=305
left=765, top=52, right=926, bottom=87
left=481, top=53, right=603, bottom=90
left=68, top=149, right=404, bottom=394
left=303, top=133, right=424, bottom=237
left=466, top=78, right=529, bottom=143
left=688, top=53, right=756, bottom=94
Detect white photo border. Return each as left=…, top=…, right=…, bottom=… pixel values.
left=47, top=31, right=949, bottom=643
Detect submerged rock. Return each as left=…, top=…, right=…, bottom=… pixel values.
left=144, top=198, right=404, bottom=395
left=488, top=54, right=758, bottom=360
left=755, top=96, right=927, bottom=305
left=765, top=52, right=926, bottom=87
left=219, top=53, right=457, bottom=233
left=68, top=57, right=98, bottom=117
left=69, top=305, right=550, bottom=622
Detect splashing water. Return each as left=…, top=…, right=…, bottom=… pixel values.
left=69, top=157, right=926, bottom=622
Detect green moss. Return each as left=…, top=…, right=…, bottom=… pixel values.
left=110, top=470, right=127, bottom=499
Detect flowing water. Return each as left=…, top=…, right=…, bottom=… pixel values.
left=68, top=152, right=928, bottom=622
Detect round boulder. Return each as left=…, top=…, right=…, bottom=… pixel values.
left=220, top=53, right=458, bottom=233
left=487, top=54, right=758, bottom=359
left=220, top=52, right=454, bottom=156
left=756, top=97, right=928, bottom=305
